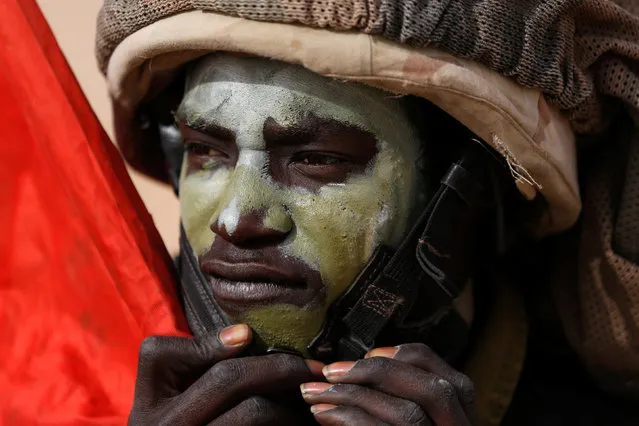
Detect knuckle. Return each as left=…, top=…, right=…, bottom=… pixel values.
left=315, top=406, right=352, bottom=424
left=361, top=355, right=393, bottom=371
left=328, top=384, right=378, bottom=408
left=398, top=343, right=434, bottom=359
left=138, top=336, right=164, bottom=359
left=208, top=358, right=242, bottom=386
left=354, top=357, right=394, bottom=382
left=433, top=378, right=457, bottom=403
left=402, top=342, right=432, bottom=354
left=268, top=353, right=301, bottom=368
left=329, top=383, right=359, bottom=398
left=137, top=336, right=197, bottom=374
left=243, top=395, right=270, bottom=414
left=399, top=400, right=427, bottom=425
left=330, top=383, right=352, bottom=393
left=137, top=336, right=176, bottom=375
left=267, top=353, right=292, bottom=362
left=454, top=373, right=475, bottom=404
left=193, top=334, right=223, bottom=359
left=266, top=353, right=307, bottom=376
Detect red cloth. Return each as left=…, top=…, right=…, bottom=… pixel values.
left=0, top=1, right=189, bottom=424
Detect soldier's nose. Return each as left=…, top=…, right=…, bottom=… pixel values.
left=210, top=211, right=291, bottom=248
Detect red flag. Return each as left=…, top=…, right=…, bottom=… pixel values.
left=0, top=1, right=189, bottom=424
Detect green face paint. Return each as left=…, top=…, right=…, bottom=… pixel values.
left=178, top=53, right=424, bottom=353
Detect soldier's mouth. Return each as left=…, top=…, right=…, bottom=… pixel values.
left=202, top=261, right=323, bottom=315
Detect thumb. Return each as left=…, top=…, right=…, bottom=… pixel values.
left=133, top=325, right=252, bottom=403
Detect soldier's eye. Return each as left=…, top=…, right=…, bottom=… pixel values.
left=291, top=151, right=361, bottom=183
left=296, top=153, right=347, bottom=166
left=184, top=141, right=230, bottom=170
left=185, top=141, right=224, bottom=158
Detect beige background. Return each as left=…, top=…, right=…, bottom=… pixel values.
left=36, top=0, right=181, bottom=254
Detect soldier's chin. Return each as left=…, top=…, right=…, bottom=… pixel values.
left=226, top=300, right=328, bottom=356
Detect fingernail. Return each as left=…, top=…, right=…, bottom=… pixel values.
left=365, top=347, right=398, bottom=359
left=218, top=324, right=250, bottom=347
left=300, top=382, right=332, bottom=398
left=305, top=359, right=326, bottom=376
left=311, top=404, right=337, bottom=414
left=323, top=361, right=355, bottom=380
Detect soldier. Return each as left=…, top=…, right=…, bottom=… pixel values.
left=97, top=1, right=639, bottom=424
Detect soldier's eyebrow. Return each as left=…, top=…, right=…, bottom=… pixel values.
left=175, top=106, right=235, bottom=140
left=174, top=104, right=205, bottom=129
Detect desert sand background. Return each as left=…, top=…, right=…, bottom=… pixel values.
left=36, top=0, right=181, bottom=254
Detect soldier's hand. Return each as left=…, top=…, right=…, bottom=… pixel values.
left=301, top=343, right=475, bottom=425
left=129, top=324, right=324, bottom=425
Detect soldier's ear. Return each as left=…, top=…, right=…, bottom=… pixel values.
left=149, top=72, right=187, bottom=196
left=157, top=120, right=184, bottom=196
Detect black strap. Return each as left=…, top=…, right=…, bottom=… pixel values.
left=178, top=226, right=230, bottom=336
left=308, top=142, right=508, bottom=361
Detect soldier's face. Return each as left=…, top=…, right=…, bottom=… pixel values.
left=177, top=54, right=424, bottom=353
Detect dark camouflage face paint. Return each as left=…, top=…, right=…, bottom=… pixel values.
left=178, top=54, right=424, bottom=353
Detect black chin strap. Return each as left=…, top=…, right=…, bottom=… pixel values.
left=307, top=141, right=511, bottom=362
left=178, top=228, right=231, bottom=336
left=176, top=140, right=511, bottom=361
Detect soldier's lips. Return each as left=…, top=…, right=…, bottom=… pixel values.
left=201, top=261, right=321, bottom=314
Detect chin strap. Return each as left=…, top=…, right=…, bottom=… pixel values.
left=307, top=141, right=512, bottom=362
left=178, top=228, right=231, bottom=336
